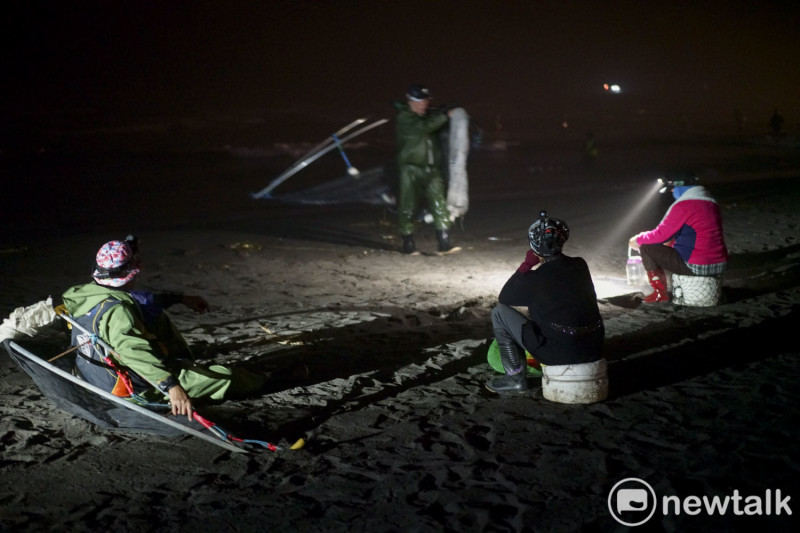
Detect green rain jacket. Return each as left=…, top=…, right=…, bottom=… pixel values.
left=394, top=102, right=449, bottom=169
left=62, top=282, right=179, bottom=392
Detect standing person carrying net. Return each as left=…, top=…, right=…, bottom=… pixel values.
left=393, top=83, right=460, bottom=255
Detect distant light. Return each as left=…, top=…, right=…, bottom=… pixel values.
left=603, top=83, right=622, bottom=94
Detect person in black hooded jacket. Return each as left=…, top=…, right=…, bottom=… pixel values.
left=486, top=211, right=604, bottom=394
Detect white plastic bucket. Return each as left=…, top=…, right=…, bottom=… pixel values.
left=671, top=274, right=722, bottom=307
left=542, top=359, right=608, bottom=404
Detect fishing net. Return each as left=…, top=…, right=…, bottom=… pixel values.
left=272, top=167, right=394, bottom=206
left=672, top=274, right=723, bottom=307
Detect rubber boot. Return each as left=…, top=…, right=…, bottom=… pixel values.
left=435, top=229, right=461, bottom=254
left=642, top=269, right=669, bottom=303
left=401, top=234, right=418, bottom=255
left=485, top=342, right=529, bottom=393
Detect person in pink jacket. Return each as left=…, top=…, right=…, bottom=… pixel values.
left=629, top=175, right=728, bottom=303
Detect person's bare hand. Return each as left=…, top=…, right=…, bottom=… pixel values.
left=628, top=235, right=641, bottom=250
left=168, top=385, right=193, bottom=421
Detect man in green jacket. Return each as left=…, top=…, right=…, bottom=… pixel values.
left=394, top=83, right=459, bottom=255
left=62, top=237, right=265, bottom=420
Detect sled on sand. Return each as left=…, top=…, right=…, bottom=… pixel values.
left=3, top=339, right=246, bottom=453
left=1, top=298, right=303, bottom=453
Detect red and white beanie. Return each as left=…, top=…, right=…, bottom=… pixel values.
left=92, top=240, right=140, bottom=287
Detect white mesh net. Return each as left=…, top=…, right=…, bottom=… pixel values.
left=672, top=274, right=722, bottom=307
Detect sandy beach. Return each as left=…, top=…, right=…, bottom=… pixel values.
left=1, top=131, right=799, bottom=532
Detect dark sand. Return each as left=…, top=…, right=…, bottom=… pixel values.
left=2, top=132, right=799, bottom=532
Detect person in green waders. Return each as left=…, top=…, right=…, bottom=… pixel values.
left=393, top=83, right=460, bottom=255
left=61, top=237, right=274, bottom=420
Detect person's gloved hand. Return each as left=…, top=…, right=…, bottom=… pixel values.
left=517, top=249, right=541, bottom=273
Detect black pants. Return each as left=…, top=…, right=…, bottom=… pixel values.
left=639, top=244, right=693, bottom=275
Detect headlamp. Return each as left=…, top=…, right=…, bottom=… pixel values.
left=657, top=173, right=698, bottom=194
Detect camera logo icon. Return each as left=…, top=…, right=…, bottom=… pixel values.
left=608, top=478, right=657, bottom=526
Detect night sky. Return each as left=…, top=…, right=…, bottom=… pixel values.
left=3, top=1, right=799, bottom=138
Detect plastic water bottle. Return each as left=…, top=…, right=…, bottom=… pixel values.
left=626, top=247, right=645, bottom=286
